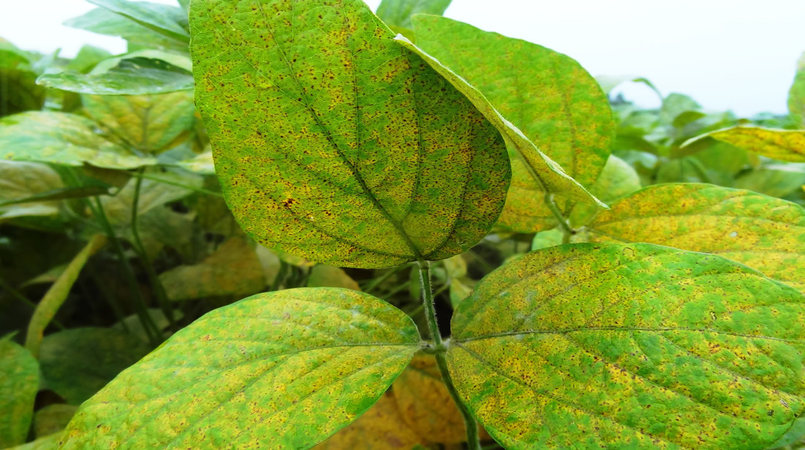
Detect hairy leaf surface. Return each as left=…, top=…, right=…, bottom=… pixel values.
left=191, top=0, right=510, bottom=268
left=449, top=243, right=805, bottom=449
left=0, top=111, right=155, bottom=169
left=686, top=126, right=805, bottom=162
left=586, top=183, right=805, bottom=291
left=0, top=338, right=38, bottom=448
left=60, top=288, right=420, bottom=448
left=410, top=15, right=613, bottom=232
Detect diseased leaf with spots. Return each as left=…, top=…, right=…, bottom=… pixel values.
left=191, top=0, right=510, bottom=268
left=82, top=91, right=195, bottom=154
left=685, top=126, right=805, bottom=163
left=410, top=15, right=613, bottom=232
left=0, top=338, right=38, bottom=448
left=39, top=327, right=151, bottom=405
left=585, top=183, right=805, bottom=291
left=315, top=391, right=423, bottom=449
left=60, top=288, right=421, bottom=448
left=395, top=36, right=603, bottom=213
left=159, top=237, right=266, bottom=301
left=448, top=243, right=805, bottom=449
left=0, top=111, right=156, bottom=169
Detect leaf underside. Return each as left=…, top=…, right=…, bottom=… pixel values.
left=448, top=243, right=805, bottom=449
left=191, top=0, right=510, bottom=268
left=586, top=183, right=805, bottom=291
left=60, top=288, right=420, bottom=448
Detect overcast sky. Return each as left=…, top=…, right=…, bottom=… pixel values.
left=2, top=0, right=803, bottom=117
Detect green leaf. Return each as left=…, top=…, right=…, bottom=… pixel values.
left=100, top=172, right=201, bottom=226
left=82, top=91, right=195, bottom=154
left=0, top=338, right=38, bottom=448
left=448, top=242, right=805, bottom=449
left=34, top=404, right=78, bottom=439
left=585, top=183, right=805, bottom=291
left=159, top=237, right=265, bottom=301
left=0, top=47, right=45, bottom=117
left=376, top=0, right=451, bottom=30
left=308, top=265, right=361, bottom=291
left=733, top=164, right=805, bottom=198
left=65, top=7, right=187, bottom=52
left=24, top=235, right=107, bottom=358
left=88, top=0, right=189, bottom=43
left=60, top=288, right=420, bottom=448
left=0, top=111, right=156, bottom=169
left=685, top=126, right=805, bottom=163
left=65, top=45, right=112, bottom=73
left=0, top=161, right=64, bottom=221
left=39, top=328, right=151, bottom=405
left=789, top=52, right=805, bottom=127
left=410, top=15, right=613, bottom=232
left=191, top=0, right=510, bottom=268
left=569, top=154, right=641, bottom=227
left=9, top=432, right=61, bottom=450
left=38, top=57, right=193, bottom=95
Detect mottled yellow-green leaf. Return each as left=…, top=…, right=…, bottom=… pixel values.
left=686, top=126, right=805, bottom=162
left=25, top=234, right=106, bottom=358
left=82, top=91, right=195, bottom=154
left=308, top=265, right=360, bottom=291
left=0, top=338, right=38, bottom=448
left=569, top=154, right=641, bottom=226
left=410, top=15, right=613, bottom=232
left=34, top=405, right=77, bottom=438
left=191, top=0, right=509, bottom=268
left=393, top=354, right=467, bottom=444
left=789, top=52, right=805, bottom=127
left=39, top=327, right=151, bottom=405
left=0, top=111, right=155, bottom=169
left=586, top=183, right=805, bottom=291
left=8, top=433, right=60, bottom=450
left=0, top=160, right=64, bottom=221
left=60, top=288, right=421, bottom=448
left=174, top=149, right=215, bottom=174
left=449, top=243, right=805, bottom=449
left=159, top=237, right=265, bottom=301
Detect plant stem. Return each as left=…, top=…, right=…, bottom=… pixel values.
left=544, top=193, right=573, bottom=243
left=130, top=170, right=176, bottom=330
left=417, top=260, right=481, bottom=450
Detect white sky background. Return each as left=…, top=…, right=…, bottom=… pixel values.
left=1, top=0, right=804, bottom=117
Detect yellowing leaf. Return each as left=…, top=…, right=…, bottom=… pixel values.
left=33, top=405, right=77, bottom=439
left=586, top=183, right=805, bottom=291
left=315, top=391, right=423, bottom=449
left=0, top=338, right=38, bottom=448
left=60, top=288, right=420, bottom=448
left=191, top=0, right=510, bottom=268
left=308, top=265, right=360, bottom=291
left=409, top=15, right=613, bottom=232
left=448, top=243, right=805, bottom=449
left=159, top=237, right=265, bottom=301
left=569, top=154, right=641, bottom=227
left=393, top=354, right=467, bottom=444
left=0, top=112, right=155, bottom=169
left=0, top=160, right=64, bottom=221
left=686, top=126, right=805, bottom=162
left=82, top=91, right=195, bottom=154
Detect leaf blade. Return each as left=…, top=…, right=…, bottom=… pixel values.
left=684, top=126, right=805, bottom=163
left=0, top=338, right=39, bottom=448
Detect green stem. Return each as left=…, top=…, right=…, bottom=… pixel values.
left=130, top=170, right=176, bottom=331
left=544, top=193, right=573, bottom=243
left=417, top=260, right=481, bottom=450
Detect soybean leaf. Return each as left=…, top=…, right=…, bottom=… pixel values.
left=100, top=172, right=201, bottom=226
left=39, top=328, right=151, bottom=405
left=191, top=0, right=510, bottom=268
left=0, top=338, right=38, bottom=448
left=10, top=433, right=61, bottom=450
left=585, top=183, right=805, bottom=291
left=410, top=15, right=613, bottom=232
left=82, top=91, right=195, bottom=154
left=376, top=0, right=451, bottom=39
left=88, top=0, right=189, bottom=44
left=0, top=161, right=64, bottom=221
left=33, top=405, right=78, bottom=439
left=159, top=237, right=265, bottom=301
left=685, top=126, right=805, bottom=162
left=173, top=149, right=214, bottom=174
left=316, top=391, right=423, bottom=449
left=65, top=7, right=186, bottom=52
left=25, top=235, right=107, bottom=358
left=59, top=288, right=421, bottom=448
left=38, top=57, right=194, bottom=95
left=0, top=45, right=45, bottom=117
left=733, top=164, right=805, bottom=198
left=308, top=265, right=361, bottom=291
left=569, top=154, right=641, bottom=227
left=0, top=111, right=156, bottom=169
left=65, top=45, right=111, bottom=73
left=789, top=52, right=805, bottom=127
left=393, top=354, right=468, bottom=444
left=448, top=243, right=805, bottom=449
